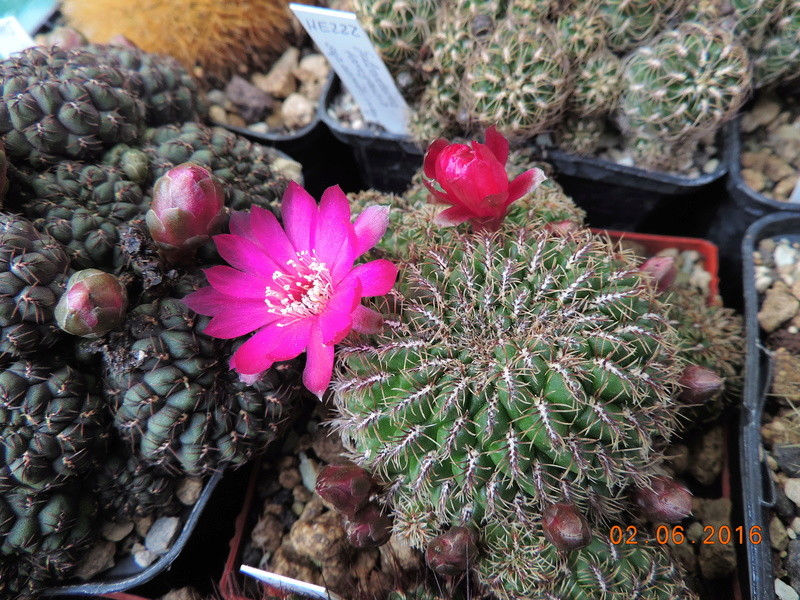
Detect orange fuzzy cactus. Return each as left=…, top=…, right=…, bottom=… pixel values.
left=61, top=0, right=315, bottom=83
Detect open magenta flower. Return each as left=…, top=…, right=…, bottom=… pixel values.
left=182, top=183, right=398, bottom=398
left=423, top=126, right=546, bottom=231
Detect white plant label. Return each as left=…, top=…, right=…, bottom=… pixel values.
left=789, top=175, right=800, bottom=204
left=240, top=565, right=346, bottom=600
left=289, top=3, right=410, bottom=135
left=0, top=17, right=36, bottom=60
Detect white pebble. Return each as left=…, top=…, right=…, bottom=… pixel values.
left=776, top=579, right=799, bottom=600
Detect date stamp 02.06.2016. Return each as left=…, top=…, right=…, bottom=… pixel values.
left=608, top=525, right=763, bottom=546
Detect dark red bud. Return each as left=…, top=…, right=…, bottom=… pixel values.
left=636, top=476, right=692, bottom=523
left=315, top=464, right=376, bottom=517
left=677, top=365, right=724, bottom=404
left=542, top=503, right=592, bottom=551
left=639, top=256, right=677, bottom=293
left=344, top=503, right=393, bottom=548
left=425, top=526, right=478, bottom=576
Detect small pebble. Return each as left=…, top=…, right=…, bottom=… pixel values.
left=777, top=578, right=800, bottom=600
left=176, top=477, right=203, bottom=506
left=76, top=540, right=116, bottom=580
left=102, top=520, right=134, bottom=542
left=145, top=516, right=181, bottom=555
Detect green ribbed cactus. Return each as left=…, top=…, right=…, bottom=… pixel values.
left=619, top=22, right=751, bottom=170
left=0, top=485, right=98, bottom=599
left=86, top=43, right=207, bottom=126
left=556, top=6, right=609, bottom=61
left=91, top=443, right=181, bottom=521
left=409, top=72, right=462, bottom=143
left=353, top=0, right=438, bottom=74
left=596, top=0, right=685, bottom=52
left=0, top=213, right=70, bottom=363
left=333, top=227, right=682, bottom=547
left=104, top=277, right=303, bottom=475
left=0, top=359, right=108, bottom=493
left=554, top=113, right=606, bottom=155
left=142, top=123, right=298, bottom=213
left=567, top=49, right=623, bottom=118
left=0, top=46, right=145, bottom=168
left=15, top=161, right=146, bottom=270
left=733, top=0, right=786, bottom=47
left=479, top=518, right=697, bottom=599
left=462, top=21, right=571, bottom=138
left=748, top=3, right=800, bottom=88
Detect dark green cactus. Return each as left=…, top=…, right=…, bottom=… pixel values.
left=0, top=46, right=145, bottom=168
left=104, top=276, right=303, bottom=475
left=0, top=359, right=108, bottom=493
left=0, top=213, right=70, bottom=363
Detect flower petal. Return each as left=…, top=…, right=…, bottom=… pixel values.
left=423, top=138, right=449, bottom=179
left=214, top=234, right=282, bottom=278
left=353, top=205, right=390, bottom=257
left=204, top=265, right=268, bottom=299
left=203, top=300, right=277, bottom=338
left=349, top=260, right=398, bottom=297
left=249, top=206, right=296, bottom=266
left=316, top=185, right=353, bottom=265
left=327, top=277, right=362, bottom=314
left=318, top=309, right=353, bottom=345
left=281, top=182, right=318, bottom=252
left=508, top=168, right=547, bottom=204
left=303, top=325, right=335, bottom=399
left=352, top=304, right=384, bottom=334
left=228, top=211, right=252, bottom=239
left=433, top=205, right=475, bottom=227
left=484, top=125, right=509, bottom=166
left=230, top=320, right=311, bottom=374
left=182, top=286, right=228, bottom=316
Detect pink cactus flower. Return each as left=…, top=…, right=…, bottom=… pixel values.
left=423, top=126, right=547, bottom=231
left=182, top=183, right=398, bottom=398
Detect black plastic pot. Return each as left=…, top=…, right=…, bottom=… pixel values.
left=221, top=73, right=362, bottom=197
left=42, top=469, right=223, bottom=597
left=706, top=118, right=800, bottom=309
left=739, top=212, right=800, bottom=600
left=321, top=75, right=728, bottom=231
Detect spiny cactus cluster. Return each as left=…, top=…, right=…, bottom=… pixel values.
left=351, top=0, right=765, bottom=172
left=0, top=43, right=306, bottom=597
left=328, top=146, right=742, bottom=598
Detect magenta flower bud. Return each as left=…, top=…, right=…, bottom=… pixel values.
left=55, top=269, right=128, bottom=338
left=542, top=503, right=592, bottom=551
left=638, top=256, right=677, bottom=293
left=146, top=164, right=226, bottom=263
left=677, top=365, right=724, bottom=404
left=425, top=526, right=478, bottom=576
left=344, top=503, right=393, bottom=548
left=315, top=464, right=376, bottom=517
left=635, top=476, right=693, bottom=523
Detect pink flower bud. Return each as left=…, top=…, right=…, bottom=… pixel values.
left=425, top=526, right=478, bottom=576
left=315, top=464, right=376, bottom=517
left=635, top=476, right=692, bottom=523
left=54, top=269, right=128, bottom=338
left=344, top=503, right=393, bottom=548
left=39, top=27, right=86, bottom=49
left=146, top=164, right=226, bottom=263
left=542, top=503, right=592, bottom=551
left=677, top=365, right=724, bottom=404
left=638, top=256, right=677, bottom=293
left=544, top=220, right=580, bottom=236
